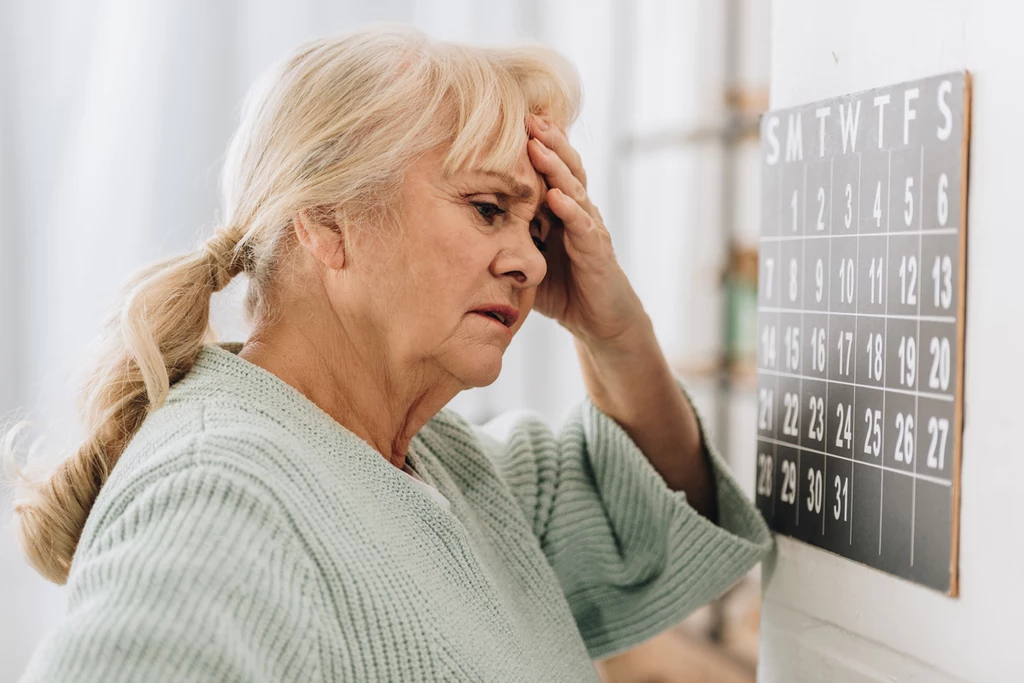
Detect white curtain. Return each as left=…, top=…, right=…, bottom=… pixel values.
left=0, top=1, right=626, bottom=676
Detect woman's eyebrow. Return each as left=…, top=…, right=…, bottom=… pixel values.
left=474, top=170, right=538, bottom=204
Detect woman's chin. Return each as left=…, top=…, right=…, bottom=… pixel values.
left=453, top=350, right=504, bottom=388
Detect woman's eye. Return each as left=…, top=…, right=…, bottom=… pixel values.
left=472, top=202, right=505, bottom=223
left=530, top=218, right=547, bottom=252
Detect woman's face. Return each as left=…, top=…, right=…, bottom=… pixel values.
left=346, top=144, right=550, bottom=388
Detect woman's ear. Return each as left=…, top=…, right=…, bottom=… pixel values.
left=293, top=208, right=347, bottom=270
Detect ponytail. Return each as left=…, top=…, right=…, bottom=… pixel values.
left=3, top=227, right=246, bottom=584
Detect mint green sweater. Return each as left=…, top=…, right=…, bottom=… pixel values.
left=20, top=343, right=770, bottom=682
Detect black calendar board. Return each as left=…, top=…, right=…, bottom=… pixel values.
left=755, top=72, right=969, bottom=595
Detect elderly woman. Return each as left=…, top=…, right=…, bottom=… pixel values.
left=9, top=27, right=770, bottom=682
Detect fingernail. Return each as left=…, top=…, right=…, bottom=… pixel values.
left=532, top=138, right=549, bottom=154
left=534, top=116, right=549, bottom=131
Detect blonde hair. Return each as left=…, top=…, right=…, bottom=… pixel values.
left=3, top=25, right=581, bottom=584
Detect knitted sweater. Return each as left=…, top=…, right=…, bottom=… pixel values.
left=19, top=343, right=771, bottom=682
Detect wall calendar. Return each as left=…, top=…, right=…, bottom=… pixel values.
left=755, top=72, right=970, bottom=594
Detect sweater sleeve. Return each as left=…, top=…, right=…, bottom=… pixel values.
left=477, top=381, right=772, bottom=660
left=19, top=461, right=324, bottom=683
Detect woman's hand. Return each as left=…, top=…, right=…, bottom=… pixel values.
left=527, top=115, right=647, bottom=349
left=526, top=115, right=717, bottom=519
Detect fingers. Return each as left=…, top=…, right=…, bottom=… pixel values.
left=546, top=187, right=589, bottom=232
left=528, top=138, right=591, bottom=213
left=529, top=115, right=587, bottom=188
left=528, top=115, right=611, bottom=266
left=547, top=187, right=612, bottom=265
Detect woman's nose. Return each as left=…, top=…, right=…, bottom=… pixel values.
left=490, top=231, right=547, bottom=288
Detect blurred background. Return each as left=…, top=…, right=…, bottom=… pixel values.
left=0, top=0, right=769, bottom=680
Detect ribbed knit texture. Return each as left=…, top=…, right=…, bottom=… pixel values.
left=19, top=343, right=771, bottom=682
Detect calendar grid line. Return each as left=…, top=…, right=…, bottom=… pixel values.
left=822, top=157, right=834, bottom=538
left=798, top=157, right=812, bottom=529
left=795, top=444, right=801, bottom=528
left=777, top=164, right=782, bottom=527
left=880, top=148, right=892, bottom=555
left=756, top=436, right=952, bottom=487
left=757, top=307, right=954, bottom=323
left=760, top=227, right=958, bottom=242
left=770, top=442, right=777, bottom=521
left=911, top=145, right=925, bottom=568
left=757, top=369, right=954, bottom=402
left=849, top=157, right=860, bottom=541
left=850, top=153, right=859, bottom=547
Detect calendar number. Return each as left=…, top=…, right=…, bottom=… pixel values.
left=839, top=258, right=855, bottom=303
left=900, top=255, right=918, bottom=306
left=837, top=331, right=853, bottom=376
left=764, top=258, right=774, bottom=300
left=844, top=183, right=853, bottom=229
left=937, top=172, right=949, bottom=226
left=926, top=416, right=949, bottom=470
left=932, top=255, right=952, bottom=309
left=928, top=336, right=951, bottom=391
left=833, top=475, right=849, bottom=521
left=904, top=176, right=915, bottom=226
left=780, top=459, right=797, bottom=504
left=757, top=452, right=773, bottom=496
left=866, top=332, right=883, bottom=381
left=789, top=258, right=799, bottom=302
left=758, top=388, right=774, bottom=430
left=894, top=412, right=915, bottom=464
left=815, top=258, right=824, bottom=302
left=869, top=257, right=884, bottom=304
left=808, top=395, right=825, bottom=441
left=864, top=408, right=882, bottom=457
left=761, top=325, right=776, bottom=368
left=835, top=402, right=853, bottom=449
left=784, top=326, right=800, bottom=371
left=782, top=392, right=800, bottom=437
left=873, top=181, right=882, bottom=227
left=898, top=335, right=917, bottom=387
left=806, top=467, right=823, bottom=514
left=810, top=327, right=826, bottom=372
left=817, top=187, right=826, bottom=231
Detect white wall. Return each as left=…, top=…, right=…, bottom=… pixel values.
left=760, top=2, right=1024, bottom=681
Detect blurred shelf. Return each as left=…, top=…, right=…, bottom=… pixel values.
left=723, top=241, right=759, bottom=286
left=618, top=119, right=761, bottom=155
left=671, top=356, right=758, bottom=391
left=724, top=86, right=769, bottom=117
left=618, top=86, right=768, bottom=157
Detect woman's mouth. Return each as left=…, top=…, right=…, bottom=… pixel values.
left=470, top=304, right=519, bottom=328
left=470, top=304, right=519, bottom=337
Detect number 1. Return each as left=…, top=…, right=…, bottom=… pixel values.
left=791, top=190, right=799, bottom=232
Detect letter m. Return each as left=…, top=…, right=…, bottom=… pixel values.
left=785, top=113, right=803, bottom=162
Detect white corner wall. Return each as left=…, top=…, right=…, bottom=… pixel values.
left=760, top=2, right=1024, bottom=682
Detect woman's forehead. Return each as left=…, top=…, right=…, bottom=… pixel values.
left=457, top=144, right=547, bottom=208
left=414, top=145, right=548, bottom=211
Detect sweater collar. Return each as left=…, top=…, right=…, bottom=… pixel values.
left=175, top=343, right=430, bottom=476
